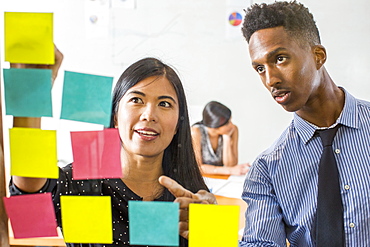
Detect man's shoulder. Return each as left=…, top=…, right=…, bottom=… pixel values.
left=357, top=97, right=370, bottom=111
left=256, top=120, right=296, bottom=159
left=344, top=89, right=370, bottom=113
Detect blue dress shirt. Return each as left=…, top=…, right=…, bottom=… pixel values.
left=239, top=89, right=370, bottom=247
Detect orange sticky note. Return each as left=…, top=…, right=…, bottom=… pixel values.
left=189, top=204, right=239, bottom=247
left=9, top=128, right=58, bottom=178
left=61, top=196, right=113, bottom=244
left=4, top=12, right=54, bottom=64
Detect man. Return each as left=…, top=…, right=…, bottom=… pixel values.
left=239, top=1, right=370, bottom=246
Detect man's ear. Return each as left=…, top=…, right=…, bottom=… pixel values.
left=313, top=45, right=327, bottom=69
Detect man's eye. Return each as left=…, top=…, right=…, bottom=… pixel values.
left=159, top=101, right=171, bottom=108
left=256, top=66, right=265, bottom=74
left=277, top=56, right=287, bottom=63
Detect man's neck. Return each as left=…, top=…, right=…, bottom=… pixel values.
left=296, top=73, right=345, bottom=127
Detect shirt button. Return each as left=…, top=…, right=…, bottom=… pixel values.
left=344, top=185, right=350, bottom=190
left=335, top=149, right=340, bottom=154
left=349, top=223, right=355, bottom=228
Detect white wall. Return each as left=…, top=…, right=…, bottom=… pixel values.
left=1, top=0, right=370, bottom=168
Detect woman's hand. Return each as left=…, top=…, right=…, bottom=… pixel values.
left=228, top=163, right=251, bottom=175
left=11, top=45, right=63, bottom=129
left=220, top=122, right=237, bottom=137
left=159, top=175, right=217, bottom=239
left=10, top=45, right=63, bottom=86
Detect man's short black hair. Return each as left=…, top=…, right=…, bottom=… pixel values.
left=242, top=1, right=320, bottom=46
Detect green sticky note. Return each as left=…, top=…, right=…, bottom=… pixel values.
left=129, top=201, right=179, bottom=246
left=4, top=12, right=54, bottom=64
left=60, top=71, right=113, bottom=127
left=9, top=128, right=58, bottom=179
left=189, top=204, right=239, bottom=247
left=61, top=196, right=113, bottom=244
left=3, top=68, right=52, bottom=117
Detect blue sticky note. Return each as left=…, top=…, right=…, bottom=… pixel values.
left=3, top=68, right=52, bottom=117
left=128, top=201, right=179, bottom=246
left=60, top=71, right=113, bottom=127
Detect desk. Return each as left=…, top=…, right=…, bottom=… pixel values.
left=9, top=225, right=66, bottom=247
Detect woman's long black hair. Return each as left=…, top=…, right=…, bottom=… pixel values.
left=193, top=101, right=231, bottom=128
left=110, top=57, right=208, bottom=196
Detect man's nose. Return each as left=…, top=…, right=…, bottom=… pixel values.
left=265, top=67, right=280, bottom=88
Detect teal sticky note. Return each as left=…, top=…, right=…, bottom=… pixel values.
left=60, top=71, right=113, bottom=127
left=128, top=201, right=179, bottom=246
left=3, top=68, right=52, bottom=117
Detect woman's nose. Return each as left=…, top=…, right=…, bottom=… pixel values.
left=140, top=105, right=158, bottom=122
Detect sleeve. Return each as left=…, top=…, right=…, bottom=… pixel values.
left=9, top=172, right=61, bottom=196
left=239, top=158, right=287, bottom=247
left=9, top=164, right=103, bottom=229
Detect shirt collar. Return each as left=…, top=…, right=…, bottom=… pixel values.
left=293, top=88, right=358, bottom=144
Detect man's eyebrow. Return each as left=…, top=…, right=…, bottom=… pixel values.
left=267, top=47, right=287, bottom=59
left=252, top=47, right=288, bottom=66
left=267, top=47, right=288, bottom=60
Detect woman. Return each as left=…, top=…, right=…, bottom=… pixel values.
left=10, top=55, right=215, bottom=246
left=191, top=101, right=250, bottom=175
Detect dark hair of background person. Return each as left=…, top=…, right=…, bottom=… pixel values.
left=110, top=57, right=208, bottom=197
left=241, top=0, right=321, bottom=46
left=196, top=101, right=231, bottom=129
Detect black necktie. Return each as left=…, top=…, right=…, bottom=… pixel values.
left=315, top=124, right=344, bottom=247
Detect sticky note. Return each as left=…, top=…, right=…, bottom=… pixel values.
left=3, top=193, right=58, bottom=238
left=9, top=128, right=58, bottom=178
left=70, top=128, right=122, bottom=179
left=60, top=71, right=113, bottom=127
left=4, top=12, right=54, bottom=64
left=3, top=68, right=52, bottom=117
left=129, top=201, right=179, bottom=246
left=61, top=196, right=113, bottom=244
left=189, top=204, right=239, bottom=247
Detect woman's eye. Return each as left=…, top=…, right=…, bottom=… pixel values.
left=159, top=101, right=171, bottom=108
left=130, top=97, right=143, bottom=104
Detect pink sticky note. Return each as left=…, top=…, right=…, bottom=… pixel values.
left=70, top=128, right=122, bottom=179
left=3, top=193, right=58, bottom=239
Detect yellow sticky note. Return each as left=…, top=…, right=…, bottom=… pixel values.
left=9, top=128, right=58, bottom=178
left=189, top=204, right=239, bottom=247
left=5, top=12, right=54, bottom=64
left=61, top=196, right=113, bottom=244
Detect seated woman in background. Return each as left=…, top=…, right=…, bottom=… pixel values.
left=10, top=52, right=216, bottom=246
left=191, top=101, right=250, bottom=175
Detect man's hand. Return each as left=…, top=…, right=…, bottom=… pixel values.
left=159, top=175, right=217, bottom=239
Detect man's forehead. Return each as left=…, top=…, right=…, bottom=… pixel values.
left=248, top=27, right=288, bottom=54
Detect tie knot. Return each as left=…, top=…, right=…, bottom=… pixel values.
left=317, top=124, right=341, bottom=147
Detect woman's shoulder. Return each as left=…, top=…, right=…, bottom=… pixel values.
left=191, top=123, right=203, bottom=133
left=59, top=163, right=104, bottom=195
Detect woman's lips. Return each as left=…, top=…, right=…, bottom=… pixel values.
left=134, top=128, right=159, bottom=141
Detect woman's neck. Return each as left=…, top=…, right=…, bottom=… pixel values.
left=120, top=149, right=164, bottom=201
